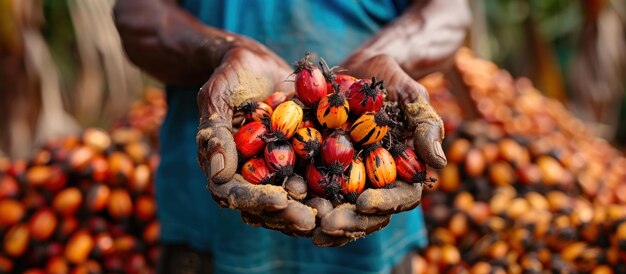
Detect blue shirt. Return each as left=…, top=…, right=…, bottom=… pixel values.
left=157, top=1, right=427, bottom=273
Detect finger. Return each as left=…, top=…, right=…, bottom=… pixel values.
left=305, top=197, right=334, bottom=220
left=207, top=174, right=288, bottom=213
left=311, top=228, right=355, bottom=247
left=404, top=98, right=447, bottom=169
left=320, top=204, right=390, bottom=237
left=241, top=200, right=317, bottom=234
left=196, top=126, right=238, bottom=183
left=356, top=181, right=423, bottom=215
left=284, top=175, right=307, bottom=201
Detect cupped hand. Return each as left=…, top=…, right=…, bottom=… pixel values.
left=196, top=38, right=316, bottom=235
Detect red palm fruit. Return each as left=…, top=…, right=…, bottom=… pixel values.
left=342, top=158, right=366, bottom=203
left=346, top=77, right=385, bottom=115
left=58, top=217, right=79, bottom=240
left=0, top=175, right=19, bottom=199
left=143, top=221, right=160, bottom=245
left=264, top=142, right=296, bottom=179
left=321, top=131, right=355, bottom=175
left=29, top=208, right=57, bottom=241
left=389, top=144, right=430, bottom=185
left=106, top=152, right=135, bottom=185
left=305, top=164, right=331, bottom=197
left=270, top=101, right=303, bottom=140
left=87, top=217, right=109, bottom=234
left=0, top=255, right=13, bottom=273
left=317, top=88, right=349, bottom=128
left=53, top=187, right=82, bottom=216
left=46, top=166, right=68, bottom=191
left=365, top=146, right=397, bottom=188
left=292, top=127, right=322, bottom=160
left=333, top=74, right=358, bottom=94
left=126, top=253, right=148, bottom=274
left=349, top=112, right=392, bottom=146
left=108, top=189, right=133, bottom=219
left=0, top=199, right=24, bottom=227
left=234, top=121, right=268, bottom=158
left=4, top=223, right=29, bottom=257
left=135, top=195, right=157, bottom=221
left=241, top=158, right=272, bottom=185
left=240, top=101, right=273, bottom=122
left=89, top=155, right=108, bottom=182
left=264, top=91, right=288, bottom=109
left=46, top=256, right=69, bottom=274
left=294, top=52, right=327, bottom=106
left=65, top=230, right=94, bottom=264
left=22, top=191, right=46, bottom=211
left=86, top=183, right=110, bottom=212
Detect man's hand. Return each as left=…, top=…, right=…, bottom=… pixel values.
left=195, top=39, right=319, bottom=235
left=312, top=0, right=470, bottom=246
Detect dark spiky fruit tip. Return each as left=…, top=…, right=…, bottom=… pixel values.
left=411, top=171, right=427, bottom=185
left=423, top=177, right=437, bottom=189
left=260, top=176, right=274, bottom=185
left=345, top=192, right=359, bottom=204
left=273, top=166, right=294, bottom=183
left=374, top=111, right=394, bottom=127
left=303, top=140, right=321, bottom=159
left=239, top=101, right=259, bottom=112
left=324, top=176, right=342, bottom=200
left=294, top=52, right=315, bottom=73
left=327, top=162, right=345, bottom=175
left=388, top=142, right=408, bottom=158
left=328, top=91, right=347, bottom=107
left=290, top=97, right=305, bottom=108
left=361, top=143, right=382, bottom=157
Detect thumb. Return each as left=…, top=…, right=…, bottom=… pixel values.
left=196, top=125, right=238, bottom=184
left=404, top=99, right=447, bottom=169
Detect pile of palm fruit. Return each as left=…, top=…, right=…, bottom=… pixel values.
left=0, top=89, right=165, bottom=273
left=1, top=49, right=626, bottom=273
left=413, top=49, right=626, bottom=273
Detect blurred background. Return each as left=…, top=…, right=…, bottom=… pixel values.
left=0, top=0, right=626, bottom=273
left=0, top=0, right=625, bottom=158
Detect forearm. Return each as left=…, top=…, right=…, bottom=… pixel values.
left=113, top=0, right=240, bottom=85
left=349, top=0, right=470, bottom=78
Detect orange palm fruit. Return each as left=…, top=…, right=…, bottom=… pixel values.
left=106, top=152, right=135, bottom=185
left=342, top=157, right=366, bottom=203
left=86, top=183, right=111, bottom=212
left=4, top=223, right=29, bottom=257
left=270, top=101, right=303, bottom=140
left=349, top=112, right=391, bottom=146
left=53, top=187, right=83, bottom=216
left=292, top=127, right=322, bottom=160
left=0, top=199, right=24, bottom=227
left=108, top=189, right=133, bottom=219
left=316, top=88, right=349, bottom=129
left=241, top=101, right=273, bottom=122
left=29, top=208, right=57, bottom=241
left=365, top=146, right=396, bottom=188
left=65, top=230, right=94, bottom=264
left=135, top=195, right=156, bottom=221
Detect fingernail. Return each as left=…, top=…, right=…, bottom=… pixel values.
left=434, top=141, right=446, bottom=161
left=210, top=153, right=225, bottom=179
